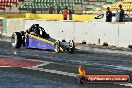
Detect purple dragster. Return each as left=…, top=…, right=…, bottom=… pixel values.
left=11, top=24, right=75, bottom=53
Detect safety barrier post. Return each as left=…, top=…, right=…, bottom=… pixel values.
left=2, top=18, right=7, bottom=34
left=0, top=18, right=7, bottom=35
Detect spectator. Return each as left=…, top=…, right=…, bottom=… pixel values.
left=68, top=9, right=74, bottom=20
left=63, top=7, right=68, bottom=20
left=116, top=4, right=124, bottom=22
left=57, top=6, right=61, bottom=14
left=106, top=7, right=112, bottom=22
left=49, top=4, right=54, bottom=14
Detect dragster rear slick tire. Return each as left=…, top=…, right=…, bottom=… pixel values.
left=11, top=32, right=22, bottom=48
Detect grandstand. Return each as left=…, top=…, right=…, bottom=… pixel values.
left=0, top=0, right=86, bottom=13
left=0, top=0, right=110, bottom=14
left=3, top=0, right=130, bottom=14
left=102, top=0, right=132, bottom=12
left=0, top=0, right=18, bottom=11
left=85, top=0, right=106, bottom=5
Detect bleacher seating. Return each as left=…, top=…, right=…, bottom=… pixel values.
left=18, top=0, right=84, bottom=13
left=102, top=0, right=132, bottom=11
left=0, top=0, right=18, bottom=11
left=0, top=5, right=6, bottom=10
left=0, top=0, right=84, bottom=13
left=0, top=3, right=10, bottom=7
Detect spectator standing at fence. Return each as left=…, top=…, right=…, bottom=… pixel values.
left=68, top=9, right=74, bottom=20
left=63, top=7, right=68, bottom=20
left=57, top=6, right=61, bottom=14
left=49, top=4, right=54, bottom=14
left=106, top=7, right=112, bottom=22
left=116, top=4, right=124, bottom=22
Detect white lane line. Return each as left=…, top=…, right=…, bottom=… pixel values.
left=39, top=68, right=76, bottom=77
left=22, top=61, right=77, bottom=77
left=23, top=67, right=76, bottom=77
left=32, top=62, right=51, bottom=68
left=0, top=63, right=50, bottom=68
left=118, top=83, right=132, bottom=88
left=27, top=59, right=50, bottom=63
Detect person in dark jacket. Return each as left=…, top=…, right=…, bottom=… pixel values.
left=106, top=7, right=112, bottom=22
left=49, top=4, right=54, bottom=14
left=68, top=9, right=74, bottom=20
left=57, top=6, right=61, bottom=14
left=116, top=4, right=124, bottom=22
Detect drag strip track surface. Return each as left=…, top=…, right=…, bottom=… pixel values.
left=0, top=41, right=132, bottom=88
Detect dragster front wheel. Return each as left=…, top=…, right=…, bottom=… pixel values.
left=11, top=32, right=22, bottom=48
left=68, top=40, right=75, bottom=54
left=54, top=40, right=60, bottom=53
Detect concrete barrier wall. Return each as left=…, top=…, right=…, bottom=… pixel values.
left=74, top=22, right=119, bottom=46
left=118, top=23, right=132, bottom=48
left=6, top=19, right=26, bottom=36
left=74, top=22, right=95, bottom=44
left=6, top=19, right=132, bottom=48
left=93, top=22, right=119, bottom=46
